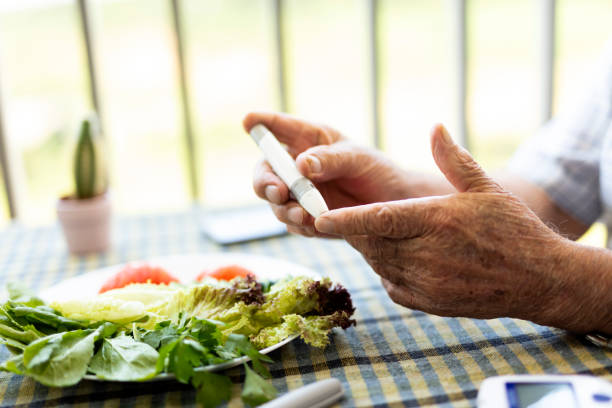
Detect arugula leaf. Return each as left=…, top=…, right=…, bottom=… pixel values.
left=7, top=303, right=88, bottom=331
left=0, top=335, right=27, bottom=352
left=241, top=364, right=277, bottom=407
left=0, top=305, right=46, bottom=345
left=192, top=370, right=232, bottom=408
left=89, top=335, right=158, bottom=381
left=0, top=319, right=44, bottom=345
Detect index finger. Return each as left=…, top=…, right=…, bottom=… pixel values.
left=243, top=111, right=341, bottom=157
left=315, top=197, right=440, bottom=238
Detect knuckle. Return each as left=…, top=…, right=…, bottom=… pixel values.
left=286, top=225, right=303, bottom=236
left=300, top=226, right=316, bottom=237
left=288, top=224, right=315, bottom=237
left=317, top=125, right=340, bottom=145
left=372, top=205, right=396, bottom=236
left=330, top=148, right=345, bottom=167
left=253, top=172, right=279, bottom=199
left=428, top=201, right=460, bottom=232
left=270, top=204, right=290, bottom=224
left=286, top=205, right=305, bottom=226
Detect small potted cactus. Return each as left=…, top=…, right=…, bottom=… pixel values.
left=56, top=115, right=111, bottom=254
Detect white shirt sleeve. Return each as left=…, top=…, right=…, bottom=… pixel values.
left=507, top=42, right=612, bottom=226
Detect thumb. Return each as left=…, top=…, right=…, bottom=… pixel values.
left=430, top=124, right=503, bottom=193
left=295, top=143, right=372, bottom=182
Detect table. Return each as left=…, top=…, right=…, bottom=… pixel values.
left=0, top=210, right=611, bottom=407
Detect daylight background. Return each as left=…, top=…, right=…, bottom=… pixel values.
left=0, top=0, right=610, bottom=243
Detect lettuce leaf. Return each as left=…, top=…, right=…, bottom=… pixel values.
left=253, top=277, right=322, bottom=326
left=51, top=297, right=147, bottom=326
left=251, top=311, right=355, bottom=348
left=254, top=277, right=355, bottom=324
left=50, top=284, right=183, bottom=329
left=50, top=276, right=355, bottom=350
left=249, top=277, right=356, bottom=347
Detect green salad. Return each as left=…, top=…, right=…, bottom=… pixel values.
left=0, top=276, right=355, bottom=407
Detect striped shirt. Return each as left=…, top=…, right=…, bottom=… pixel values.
left=508, top=43, right=612, bottom=245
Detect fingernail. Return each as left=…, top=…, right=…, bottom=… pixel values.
left=315, top=216, right=335, bottom=234
left=265, top=185, right=280, bottom=203
left=439, top=125, right=453, bottom=145
left=306, top=155, right=322, bottom=174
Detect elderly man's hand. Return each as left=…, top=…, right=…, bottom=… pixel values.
left=314, top=125, right=604, bottom=332
left=245, top=112, right=413, bottom=237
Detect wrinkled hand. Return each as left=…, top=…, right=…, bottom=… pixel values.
left=245, top=112, right=412, bottom=237
left=315, top=125, right=580, bottom=329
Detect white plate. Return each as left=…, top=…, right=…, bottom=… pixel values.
left=37, top=253, right=321, bottom=382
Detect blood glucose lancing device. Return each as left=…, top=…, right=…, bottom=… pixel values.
left=260, top=378, right=344, bottom=408
left=249, top=124, right=329, bottom=218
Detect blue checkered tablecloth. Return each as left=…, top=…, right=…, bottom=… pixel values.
left=0, top=210, right=611, bottom=407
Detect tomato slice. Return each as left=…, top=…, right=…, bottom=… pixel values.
left=99, top=264, right=179, bottom=293
left=196, top=265, right=255, bottom=282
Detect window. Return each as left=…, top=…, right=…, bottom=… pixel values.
left=0, top=0, right=610, bottom=241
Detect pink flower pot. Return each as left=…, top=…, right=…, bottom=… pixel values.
left=56, top=193, right=111, bottom=255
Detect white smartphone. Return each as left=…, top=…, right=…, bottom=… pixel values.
left=200, top=205, right=287, bottom=245
left=477, top=374, right=612, bottom=408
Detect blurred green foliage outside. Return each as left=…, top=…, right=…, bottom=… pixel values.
left=0, top=0, right=610, bottom=246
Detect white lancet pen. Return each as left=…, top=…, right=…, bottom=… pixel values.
left=249, top=124, right=329, bottom=218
